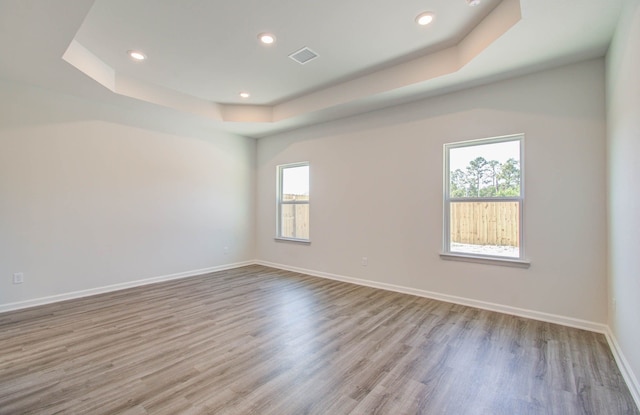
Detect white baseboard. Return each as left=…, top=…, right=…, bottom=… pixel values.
left=3, top=259, right=607, bottom=334
left=604, top=327, right=640, bottom=410
left=256, top=260, right=640, bottom=411
left=2, top=259, right=637, bottom=412
left=0, top=261, right=254, bottom=314
left=255, top=260, right=607, bottom=333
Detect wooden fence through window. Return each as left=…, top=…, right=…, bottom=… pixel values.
left=280, top=198, right=518, bottom=247
left=281, top=202, right=309, bottom=240
left=450, top=201, right=519, bottom=247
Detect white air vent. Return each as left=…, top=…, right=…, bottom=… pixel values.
left=289, top=47, right=318, bottom=65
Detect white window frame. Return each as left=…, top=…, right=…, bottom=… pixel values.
left=276, top=162, right=310, bottom=243
left=441, top=134, right=529, bottom=267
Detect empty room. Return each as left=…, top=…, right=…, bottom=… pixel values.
left=1, top=0, right=639, bottom=414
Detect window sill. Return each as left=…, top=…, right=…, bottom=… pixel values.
left=274, top=237, right=311, bottom=245
left=439, top=252, right=530, bottom=268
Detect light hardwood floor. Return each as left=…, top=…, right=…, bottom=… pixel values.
left=0, top=265, right=637, bottom=415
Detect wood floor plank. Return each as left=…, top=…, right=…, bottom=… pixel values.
left=0, top=264, right=637, bottom=415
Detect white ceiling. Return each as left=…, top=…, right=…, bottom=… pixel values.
left=0, top=0, right=623, bottom=138
left=74, top=0, right=502, bottom=105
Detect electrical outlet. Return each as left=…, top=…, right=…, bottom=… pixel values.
left=223, top=246, right=229, bottom=255
left=13, top=272, right=24, bottom=284
left=361, top=257, right=368, bottom=266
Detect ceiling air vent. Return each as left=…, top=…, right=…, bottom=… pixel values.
left=289, top=47, right=318, bottom=65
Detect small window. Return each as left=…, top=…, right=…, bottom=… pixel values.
left=277, top=162, right=310, bottom=241
left=443, top=135, right=524, bottom=261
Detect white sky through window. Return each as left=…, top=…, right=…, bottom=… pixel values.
left=282, top=165, right=309, bottom=195
left=450, top=140, right=520, bottom=172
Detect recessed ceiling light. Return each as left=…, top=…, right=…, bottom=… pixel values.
left=239, top=92, right=250, bottom=98
left=466, top=0, right=481, bottom=6
left=415, top=12, right=434, bottom=26
left=127, top=50, right=146, bottom=61
left=258, top=33, right=276, bottom=45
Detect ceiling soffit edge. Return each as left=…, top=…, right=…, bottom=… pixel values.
left=62, top=0, right=521, bottom=126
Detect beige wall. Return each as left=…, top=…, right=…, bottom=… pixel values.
left=257, top=59, right=608, bottom=324
left=2, top=59, right=608, bottom=326
left=0, top=80, right=256, bottom=307
left=607, top=0, right=640, bottom=401
left=0, top=7, right=635, bottom=400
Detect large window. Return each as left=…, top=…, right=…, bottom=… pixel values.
left=444, top=135, right=524, bottom=261
left=277, top=162, right=310, bottom=241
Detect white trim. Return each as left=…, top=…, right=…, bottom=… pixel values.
left=255, top=260, right=606, bottom=333
left=276, top=161, right=310, bottom=241
left=274, top=237, right=311, bottom=244
left=604, top=327, right=640, bottom=410
left=2, top=258, right=601, bottom=332
left=440, top=252, right=531, bottom=268
left=0, top=261, right=254, bottom=314
left=256, top=261, right=640, bottom=411
left=1, top=258, right=637, bottom=411
left=443, top=134, right=526, bottom=261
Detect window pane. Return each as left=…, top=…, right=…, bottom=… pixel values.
left=449, top=140, right=520, bottom=198
left=449, top=201, right=520, bottom=258
left=282, top=165, right=309, bottom=200
left=282, top=194, right=309, bottom=202
left=278, top=163, right=310, bottom=240
left=280, top=203, right=309, bottom=240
